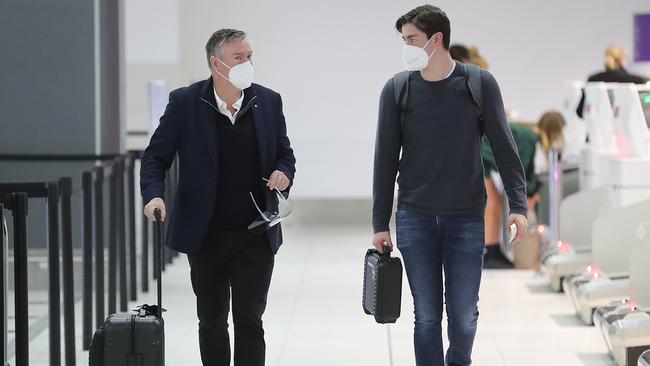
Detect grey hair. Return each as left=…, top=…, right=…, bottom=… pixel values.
left=205, top=28, right=247, bottom=65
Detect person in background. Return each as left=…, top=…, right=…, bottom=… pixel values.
left=449, top=44, right=489, bottom=70
left=481, top=122, right=540, bottom=268
left=588, top=45, right=647, bottom=84
left=451, top=45, right=535, bottom=268
left=482, top=111, right=566, bottom=268
left=537, top=111, right=566, bottom=153
left=449, top=44, right=470, bottom=63
left=468, top=46, right=489, bottom=70
left=577, top=45, right=648, bottom=117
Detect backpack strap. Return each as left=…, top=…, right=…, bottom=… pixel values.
left=393, top=71, right=411, bottom=130
left=463, top=63, right=485, bottom=135
left=393, top=65, right=484, bottom=135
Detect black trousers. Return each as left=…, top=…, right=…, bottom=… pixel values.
left=187, top=227, right=274, bottom=366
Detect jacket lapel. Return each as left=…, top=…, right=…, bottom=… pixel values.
left=199, top=81, right=269, bottom=176
left=199, top=77, right=219, bottom=170
left=251, top=87, right=269, bottom=176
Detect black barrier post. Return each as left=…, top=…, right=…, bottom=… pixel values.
left=167, top=161, right=176, bottom=264
left=162, top=171, right=170, bottom=272
left=166, top=245, right=173, bottom=265
left=46, top=181, right=62, bottom=366
left=59, top=178, right=76, bottom=365
left=82, top=172, right=93, bottom=350
left=94, top=167, right=105, bottom=326
left=11, top=193, right=29, bottom=366
left=171, top=159, right=179, bottom=259
left=108, top=161, right=117, bottom=315
left=117, top=159, right=128, bottom=312
left=1, top=203, right=7, bottom=366
left=127, top=154, right=137, bottom=301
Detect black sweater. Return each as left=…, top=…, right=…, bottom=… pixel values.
left=211, top=92, right=266, bottom=230
left=372, top=62, right=527, bottom=233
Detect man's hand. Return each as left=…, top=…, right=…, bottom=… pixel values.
left=372, top=231, right=394, bottom=253
left=507, top=213, right=528, bottom=244
left=144, top=197, right=166, bottom=222
left=267, top=170, right=290, bottom=191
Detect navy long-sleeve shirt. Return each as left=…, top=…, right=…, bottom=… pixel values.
left=372, top=62, right=527, bottom=233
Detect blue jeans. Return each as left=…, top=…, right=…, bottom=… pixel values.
left=396, top=210, right=485, bottom=366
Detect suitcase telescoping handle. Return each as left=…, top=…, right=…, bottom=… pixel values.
left=153, top=208, right=163, bottom=319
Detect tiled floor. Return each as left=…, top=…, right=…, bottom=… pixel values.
left=9, top=224, right=617, bottom=365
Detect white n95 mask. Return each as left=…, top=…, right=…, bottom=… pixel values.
left=216, top=58, right=254, bottom=90
left=401, top=36, right=436, bottom=71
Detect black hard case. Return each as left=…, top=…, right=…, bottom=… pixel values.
left=362, top=247, right=403, bottom=324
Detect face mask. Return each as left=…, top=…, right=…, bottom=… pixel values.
left=401, top=36, right=436, bottom=71
left=215, top=58, right=254, bottom=90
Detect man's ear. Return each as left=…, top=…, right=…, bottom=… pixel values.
left=435, top=33, right=442, bottom=46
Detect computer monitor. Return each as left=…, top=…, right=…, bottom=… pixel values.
left=639, top=90, right=650, bottom=128
left=583, top=82, right=617, bottom=151
left=611, top=84, right=650, bottom=158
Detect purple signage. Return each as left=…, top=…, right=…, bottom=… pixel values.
left=635, top=14, right=650, bottom=62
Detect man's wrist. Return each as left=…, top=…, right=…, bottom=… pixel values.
left=373, top=226, right=390, bottom=234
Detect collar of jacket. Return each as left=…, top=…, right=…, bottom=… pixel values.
left=197, top=76, right=269, bottom=177
left=199, top=76, right=259, bottom=110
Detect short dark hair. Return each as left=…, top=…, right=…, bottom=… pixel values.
left=450, top=44, right=470, bottom=62
left=205, top=28, right=247, bottom=65
left=395, top=5, right=451, bottom=49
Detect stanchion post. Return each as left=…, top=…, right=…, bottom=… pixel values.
left=12, top=193, right=29, bottom=366
left=108, top=162, right=118, bottom=315
left=59, top=177, right=76, bottom=365
left=94, top=167, right=105, bottom=326
left=46, top=182, right=62, bottom=366
left=82, top=172, right=93, bottom=350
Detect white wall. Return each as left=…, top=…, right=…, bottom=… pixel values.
left=126, top=0, right=650, bottom=198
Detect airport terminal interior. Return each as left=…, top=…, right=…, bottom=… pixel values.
left=2, top=1, right=650, bottom=365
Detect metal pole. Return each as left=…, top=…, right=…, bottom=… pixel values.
left=548, top=149, right=563, bottom=248
left=127, top=154, right=137, bottom=301
left=94, top=167, right=105, bottom=326
left=153, top=210, right=163, bottom=320
left=165, top=246, right=173, bottom=266
left=171, top=159, right=179, bottom=260
left=108, top=161, right=117, bottom=315
left=12, top=193, right=29, bottom=366
left=167, top=160, right=174, bottom=265
left=1, top=204, right=7, bottom=366
left=162, top=172, right=171, bottom=271
left=118, top=159, right=128, bottom=312
left=141, top=199, right=149, bottom=293
left=82, top=172, right=93, bottom=350
left=46, top=182, right=62, bottom=366
left=152, top=220, right=159, bottom=280
left=59, top=178, right=76, bottom=365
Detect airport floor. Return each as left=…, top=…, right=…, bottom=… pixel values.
left=10, top=224, right=617, bottom=366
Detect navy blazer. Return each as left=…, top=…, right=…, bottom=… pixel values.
left=140, top=77, right=296, bottom=254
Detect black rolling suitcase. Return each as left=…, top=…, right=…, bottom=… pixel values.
left=362, top=246, right=403, bottom=323
left=89, top=209, right=166, bottom=366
